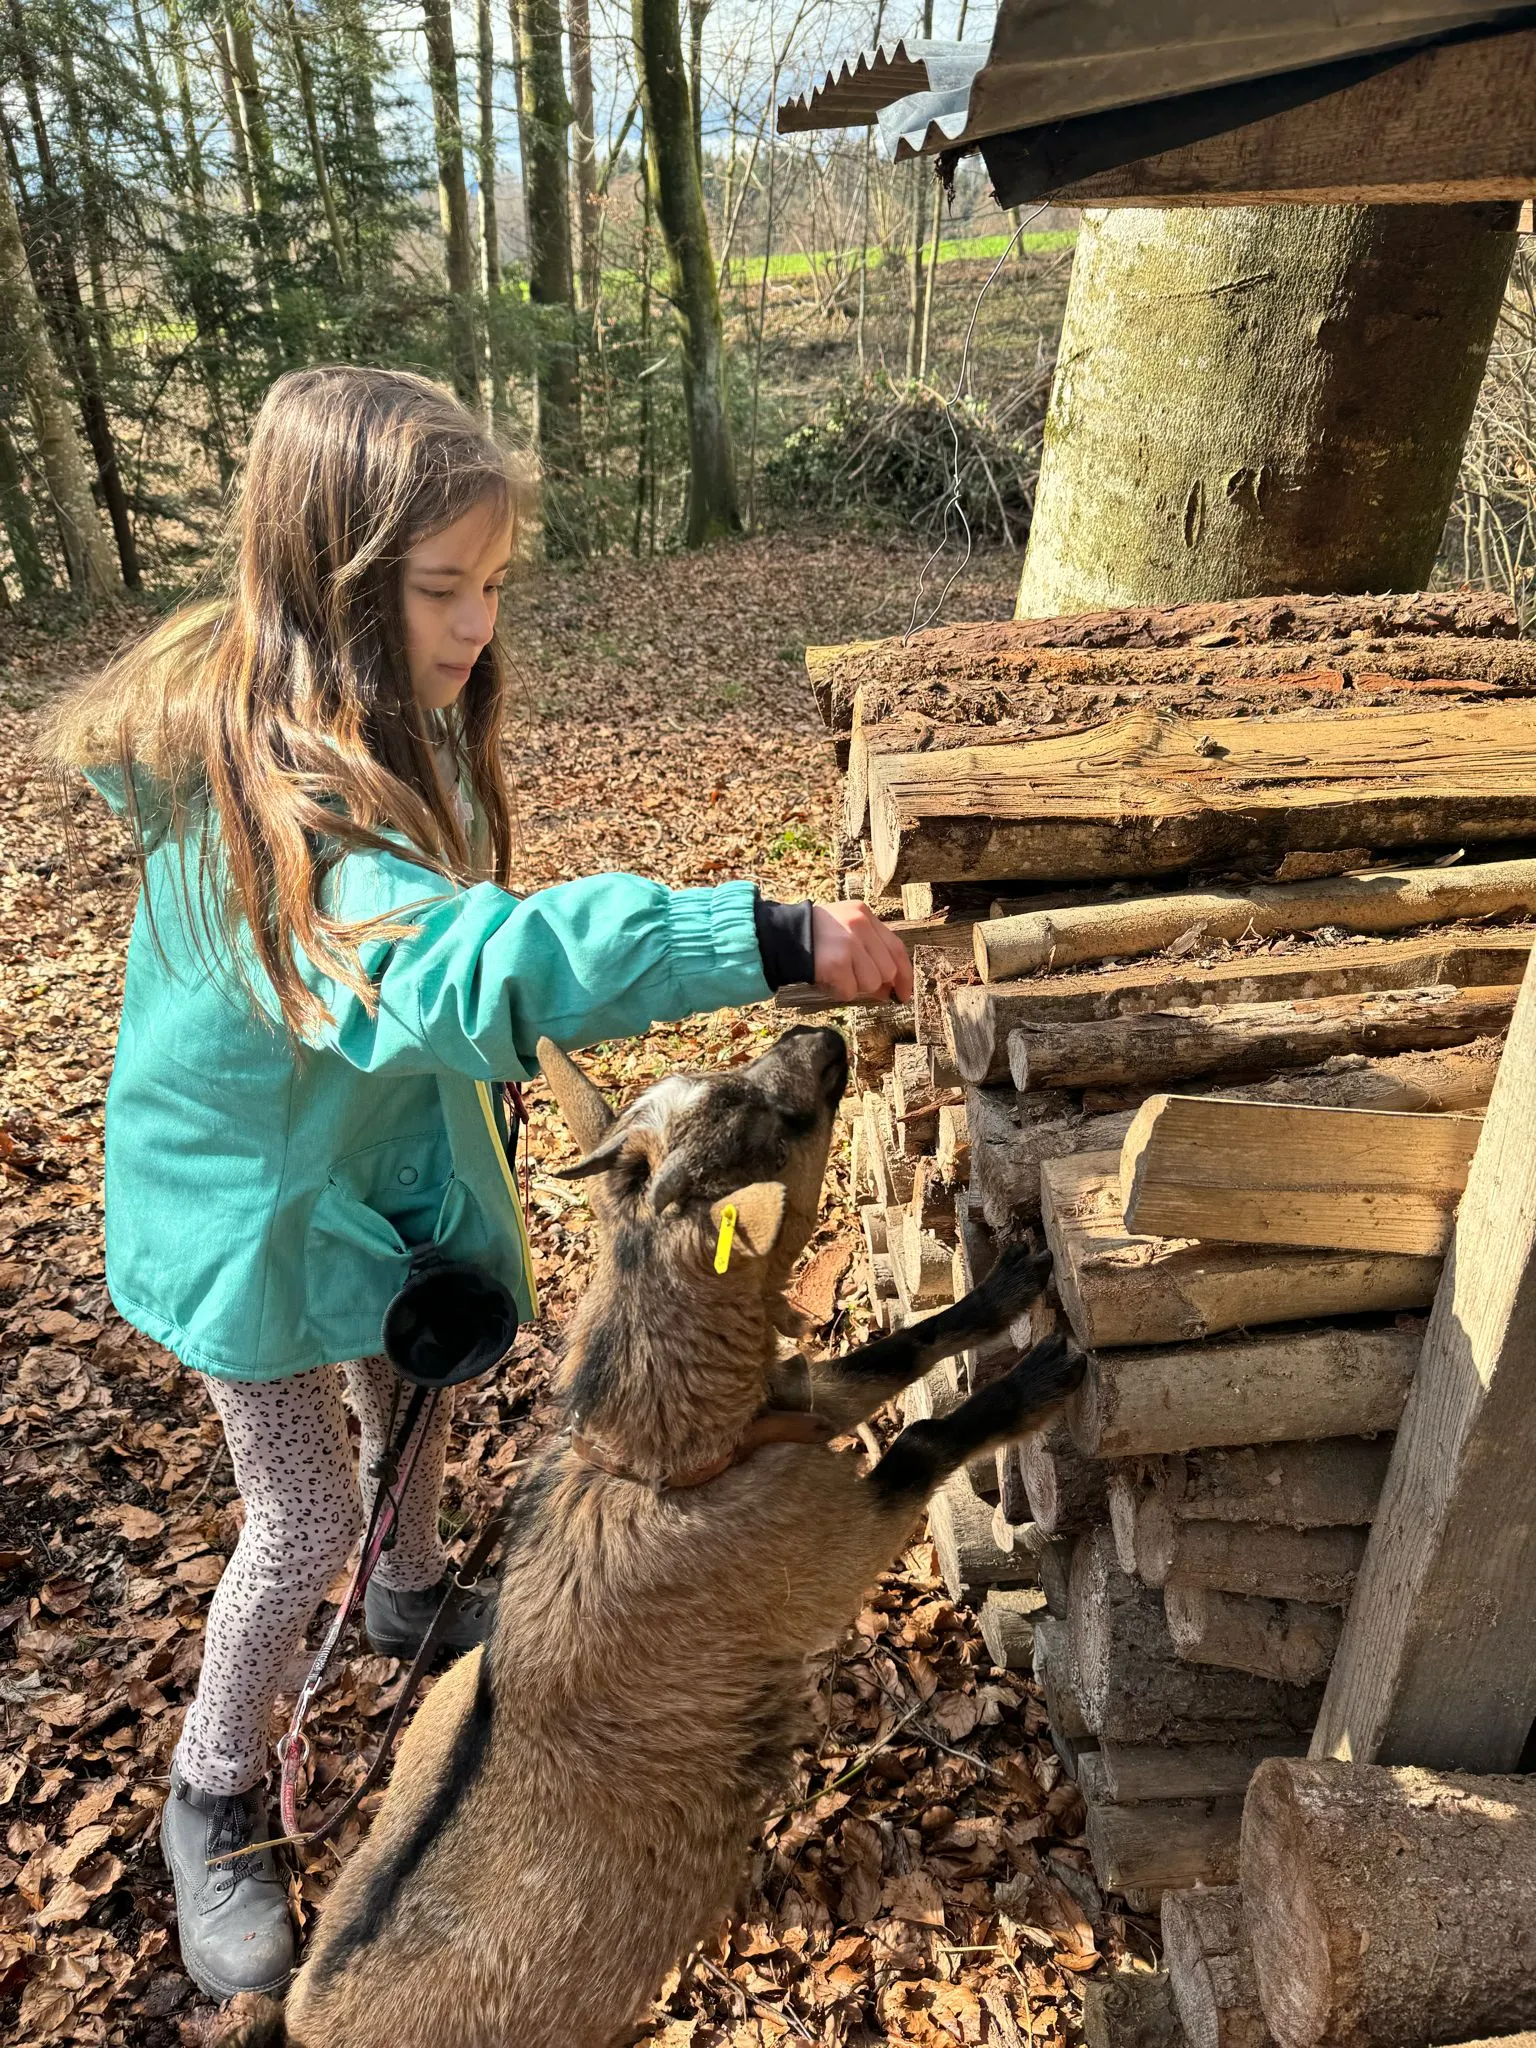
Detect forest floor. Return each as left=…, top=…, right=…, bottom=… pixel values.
left=0, top=530, right=1144, bottom=2048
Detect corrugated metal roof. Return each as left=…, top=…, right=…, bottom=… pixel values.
left=779, top=1, right=1536, bottom=158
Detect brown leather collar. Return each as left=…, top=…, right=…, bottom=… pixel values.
left=570, top=1409, right=838, bottom=1493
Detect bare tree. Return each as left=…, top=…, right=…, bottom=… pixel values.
left=633, top=0, right=739, bottom=542
left=567, top=0, right=600, bottom=308
left=0, top=166, right=119, bottom=603
left=421, top=0, right=482, bottom=408
left=518, top=0, right=585, bottom=534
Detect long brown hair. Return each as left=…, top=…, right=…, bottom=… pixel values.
left=49, top=366, right=533, bottom=1036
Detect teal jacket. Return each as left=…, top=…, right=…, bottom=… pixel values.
left=91, top=775, right=772, bottom=1382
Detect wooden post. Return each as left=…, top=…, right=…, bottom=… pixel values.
left=1314, top=947, right=1536, bottom=1770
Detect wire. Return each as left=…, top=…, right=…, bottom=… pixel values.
left=902, top=199, right=1053, bottom=644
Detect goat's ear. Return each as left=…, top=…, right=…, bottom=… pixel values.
left=537, top=1037, right=615, bottom=1159
left=710, top=1181, right=786, bottom=1262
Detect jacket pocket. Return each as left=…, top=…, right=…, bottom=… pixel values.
left=305, top=1133, right=484, bottom=1355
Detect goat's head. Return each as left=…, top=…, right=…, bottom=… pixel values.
left=537, top=1026, right=849, bottom=1313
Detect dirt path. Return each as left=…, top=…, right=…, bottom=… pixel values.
left=0, top=535, right=1128, bottom=2047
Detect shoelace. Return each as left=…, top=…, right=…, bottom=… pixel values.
left=206, top=1793, right=266, bottom=1889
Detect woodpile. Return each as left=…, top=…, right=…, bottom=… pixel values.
left=804, top=589, right=1536, bottom=1920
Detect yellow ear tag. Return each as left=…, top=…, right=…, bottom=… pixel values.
left=714, top=1203, right=738, bottom=1274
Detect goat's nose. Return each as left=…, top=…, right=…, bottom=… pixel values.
left=809, top=1027, right=849, bottom=1097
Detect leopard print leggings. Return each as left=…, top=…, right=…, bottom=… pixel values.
left=173, top=1358, right=454, bottom=1796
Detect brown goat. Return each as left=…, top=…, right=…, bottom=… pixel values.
left=237, top=1025, right=1079, bottom=2048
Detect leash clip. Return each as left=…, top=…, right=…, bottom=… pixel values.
left=714, top=1202, right=738, bottom=1274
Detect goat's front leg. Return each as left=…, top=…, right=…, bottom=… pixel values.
left=805, top=1243, right=1052, bottom=1432
left=867, top=1333, right=1083, bottom=1512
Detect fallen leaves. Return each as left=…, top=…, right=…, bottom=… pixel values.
left=0, top=535, right=1150, bottom=2047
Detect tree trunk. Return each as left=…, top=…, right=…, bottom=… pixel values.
left=1242, top=1758, right=1536, bottom=2048
left=421, top=0, right=482, bottom=409
left=519, top=0, right=585, bottom=533
left=475, top=0, right=500, bottom=297
left=7, top=0, right=140, bottom=587
left=0, top=412, right=51, bottom=598
left=687, top=0, right=708, bottom=173
left=633, top=0, right=739, bottom=544
left=56, top=44, right=115, bottom=378
left=567, top=0, right=600, bottom=309
left=281, top=0, right=352, bottom=290
left=0, top=170, right=118, bottom=604
left=1017, top=205, right=1519, bottom=618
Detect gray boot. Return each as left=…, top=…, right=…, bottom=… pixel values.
left=160, top=1765, right=293, bottom=2001
left=363, top=1571, right=496, bottom=1659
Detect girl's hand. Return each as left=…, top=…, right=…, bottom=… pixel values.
left=811, top=902, right=914, bottom=1004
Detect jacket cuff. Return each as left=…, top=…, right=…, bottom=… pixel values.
left=753, top=895, right=816, bottom=990
left=665, top=879, right=772, bottom=1010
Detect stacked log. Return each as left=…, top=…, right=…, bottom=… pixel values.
left=1157, top=1760, right=1536, bottom=2048
left=802, top=591, right=1536, bottom=1910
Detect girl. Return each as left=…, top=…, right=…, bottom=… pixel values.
left=50, top=366, right=910, bottom=2004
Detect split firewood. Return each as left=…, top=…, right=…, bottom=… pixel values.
left=979, top=1585, right=1046, bottom=1669
left=935, top=1102, right=971, bottom=1183
left=1033, top=1613, right=1095, bottom=1762
left=952, top=1195, right=995, bottom=1296
left=1099, top=1741, right=1304, bottom=1806
left=900, top=1222, right=953, bottom=1309
left=1083, top=1785, right=1243, bottom=1894
left=1069, top=1325, right=1419, bottom=1459
left=901, top=1360, right=960, bottom=1426
left=975, top=857, right=1536, bottom=981
left=1020, top=1524, right=1077, bottom=1618
left=1018, top=1417, right=1110, bottom=1538
left=1070, top=1530, right=1323, bottom=1745
left=928, top=1468, right=1020, bottom=1603
left=861, top=1092, right=916, bottom=1207
left=807, top=593, right=1522, bottom=730
left=1242, top=1759, right=1536, bottom=2048
left=1119, top=1093, right=1483, bottom=1256
left=1081, top=1965, right=1188, bottom=2048
left=910, top=943, right=959, bottom=1051
left=995, top=1440, right=1030, bottom=1525
left=905, top=1156, right=957, bottom=1244
left=858, top=1203, right=888, bottom=1262
left=1165, top=1586, right=1342, bottom=1686
left=1000, top=1035, right=1507, bottom=1222
left=1042, top=1153, right=1439, bottom=1348
left=1128, top=1506, right=1368, bottom=1607
left=864, top=1253, right=896, bottom=1306
left=901, top=880, right=999, bottom=921
left=867, top=701, right=1536, bottom=894
left=1162, top=1886, right=1274, bottom=2048
left=1010, top=983, right=1518, bottom=1095
left=946, top=927, right=1521, bottom=1084
left=890, top=1044, right=942, bottom=1157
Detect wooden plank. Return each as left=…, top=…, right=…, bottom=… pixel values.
left=975, top=859, right=1536, bottom=982
left=1011, top=983, right=1518, bottom=1095
left=1312, top=949, right=1536, bottom=1771
left=945, top=932, right=1527, bottom=1084
left=867, top=701, right=1536, bottom=892
left=1069, top=1325, right=1420, bottom=1459
left=1119, top=1095, right=1482, bottom=1256
left=1046, top=28, right=1536, bottom=209
left=1042, top=1152, right=1439, bottom=1349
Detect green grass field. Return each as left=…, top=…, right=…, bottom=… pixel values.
left=734, top=229, right=1076, bottom=287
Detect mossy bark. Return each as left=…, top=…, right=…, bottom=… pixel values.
left=633, top=0, right=740, bottom=545
left=1018, top=204, right=1519, bottom=619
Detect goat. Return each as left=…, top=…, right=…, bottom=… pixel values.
left=235, top=1025, right=1080, bottom=2048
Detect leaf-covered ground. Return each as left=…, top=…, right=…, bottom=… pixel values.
left=0, top=533, right=1144, bottom=2047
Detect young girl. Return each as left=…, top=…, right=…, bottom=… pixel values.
left=50, top=366, right=910, bottom=2004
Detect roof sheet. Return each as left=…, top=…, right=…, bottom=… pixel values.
left=779, top=1, right=1536, bottom=158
